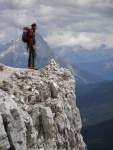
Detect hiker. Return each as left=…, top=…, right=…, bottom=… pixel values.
left=27, top=23, right=37, bottom=70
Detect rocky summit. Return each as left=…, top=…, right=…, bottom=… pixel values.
left=0, top=59, right=87, bottom=150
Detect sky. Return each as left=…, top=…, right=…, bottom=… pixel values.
left=0, top=0, right=113, bottom=49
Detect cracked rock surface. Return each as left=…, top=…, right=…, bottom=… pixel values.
left=0, top=60, right=87, bottom=150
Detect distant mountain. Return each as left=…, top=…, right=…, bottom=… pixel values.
left=76, top=80, right=113, bottom=126
left=53, top=44, right=113, bottom=64
left=76, top=57, right=113, bottom=80
left=0, top=34, right=67, bottom=68
left=60, top=63, right=103, bottom=85
left=0, top=33, right=104, bottom=85
left=72, top=66, right=104, bottom=86
left=82, top=118, right=113, bottom=150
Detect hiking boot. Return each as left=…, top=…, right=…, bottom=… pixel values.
left=28, top=67, right=33, bottom=69
left=32, top=66, right=38, bottom=70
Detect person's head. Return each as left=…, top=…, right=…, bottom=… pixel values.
left=31, top=23, right=37, bottom=31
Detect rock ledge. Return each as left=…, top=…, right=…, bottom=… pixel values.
left=0, top=60, right=87, bottom=150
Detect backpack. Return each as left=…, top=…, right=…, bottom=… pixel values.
left=22, top=27, right=30, bottom=43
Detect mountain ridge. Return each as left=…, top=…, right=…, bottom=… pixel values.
left=0, top=33, right=104, bottom=85
left=53, top=45, right=113, bottom=64
left=76, top=57, right=113, bottom=80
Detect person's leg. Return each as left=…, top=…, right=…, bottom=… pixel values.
left=28, top=45, right=33, bottom=68
left=28, top=49, right=32, bottom=68
left=32, top=50, right=37, bottom=68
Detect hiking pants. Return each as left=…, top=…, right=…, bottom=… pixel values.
left=28, top=44, right=37, bottom=68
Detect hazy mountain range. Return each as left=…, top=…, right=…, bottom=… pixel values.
left=53, top=44, right=113, bottom=64
left=0, top=33, right=104, bottom=86
left=76, top=57, right=113, bottom=80
left=53, top=45, right=113, bottom=80
left=0, top=34, right=66, bottom=68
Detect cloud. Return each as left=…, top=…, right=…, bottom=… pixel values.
left=44, top=31, right=113, bottom=49
left=0, top=0, right=113, bottom=49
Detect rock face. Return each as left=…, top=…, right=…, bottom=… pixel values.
left=0, top=60, right=87, bottom=150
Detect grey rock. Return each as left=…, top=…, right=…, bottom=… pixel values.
left=41, top=107, right=53, bottom=134
left=0, top=60, right=87, bottom=150
left=49, top=81, right=59, bottom=98
left=28, top=94, right=36, bottom=105
left=0, top=115, right=10, bottom=150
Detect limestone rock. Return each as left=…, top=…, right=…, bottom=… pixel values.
left=0, top=60, right=87, bottom=150
left=49, top=81, right=59, bottom=98
left=41, top=107, right=53, bottom=134
left=0, top=115, right=10, bottom=150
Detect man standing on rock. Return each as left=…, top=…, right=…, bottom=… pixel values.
left=27, top=23, right=38, bottom=70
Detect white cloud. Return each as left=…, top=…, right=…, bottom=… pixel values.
left=44, top=31, right=113, bottom=49
left=0, top=0, right=113, bottom=49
